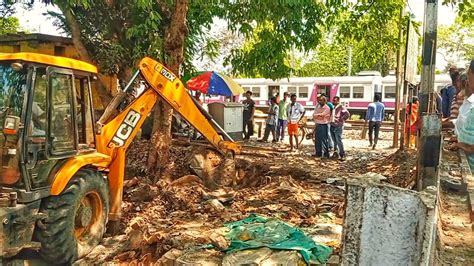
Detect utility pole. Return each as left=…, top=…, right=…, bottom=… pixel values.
left=417, top=0, right=440, bottom=190
left=419, top=0, right=437, bottom=115
left=393, top=5, right=405, bottom=149
left=348, top=45, right=352, bottom=76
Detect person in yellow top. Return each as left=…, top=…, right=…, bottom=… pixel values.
left=276, top=92, right=290, bottom=141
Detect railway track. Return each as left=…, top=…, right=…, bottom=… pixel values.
left=345, top=120, right=398, bottom=132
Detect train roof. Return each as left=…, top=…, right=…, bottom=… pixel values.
left=234, top=75, right=382, bottom=85
left=233, top=74, right=452, bottom=86
left=381, top=74, right=451, bottom=83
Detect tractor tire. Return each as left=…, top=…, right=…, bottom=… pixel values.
left=34, top=169, right=109, bottom=264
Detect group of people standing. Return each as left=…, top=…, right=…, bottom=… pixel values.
left=252, top=92, right=306, bottom=152
left=242, top=90, right=351, bottom=160
left=444, top=60, right=474, bottom=173
left=312, top=95, right=350, bottom=160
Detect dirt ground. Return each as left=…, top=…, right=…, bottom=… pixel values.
left=78, top=130, right=417, bottom=264
left=437, top=148, right=474, bottom=265
left=437, top=187, right=474, bottom=265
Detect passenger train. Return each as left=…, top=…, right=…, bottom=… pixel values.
left=201, top=71, right=451, bottom=115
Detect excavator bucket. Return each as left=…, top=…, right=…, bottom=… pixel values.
left=187, top=147, right=236, bottom=189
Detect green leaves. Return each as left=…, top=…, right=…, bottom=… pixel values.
left=443, top=0, right=474, bottom=24
left=37, top=0, right=415, bottom=82
left=437, top=17, right=474, bottom=67
left=215, top=0, right=343, bottom=79
left=0, top=16, right=21, bottom=34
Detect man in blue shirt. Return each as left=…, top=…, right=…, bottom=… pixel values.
left=365, top=94, right=385, bottom=150
left=441, top=70, right=462, bottom=118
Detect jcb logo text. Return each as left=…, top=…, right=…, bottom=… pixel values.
left=108, top=110, right=141, bottom=148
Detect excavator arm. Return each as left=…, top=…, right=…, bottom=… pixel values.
left=138, top=57, right=241, bottom=154
left=96, top=57, right=241, bottom=157
left=92, top=57, right=241, bottom=221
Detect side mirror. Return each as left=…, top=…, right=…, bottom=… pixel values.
left=3, top=115, right=21, bottom=135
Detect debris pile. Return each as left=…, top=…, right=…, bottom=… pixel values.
left=366, top=149, right=417, bottom=188
left=81, top=132, right=403, bottom=264
left=81, top=145, right=345, bottom=264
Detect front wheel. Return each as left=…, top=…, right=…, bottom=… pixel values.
left=34, top=169, right=109, bottom=264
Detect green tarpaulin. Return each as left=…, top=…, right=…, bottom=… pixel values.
left=223, top=214, right=332, bottom=264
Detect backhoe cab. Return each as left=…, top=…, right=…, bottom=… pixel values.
left=0, top=53, right=239, bottom=263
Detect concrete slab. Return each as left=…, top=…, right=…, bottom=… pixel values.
left=341, top=177, right=437, bottom=266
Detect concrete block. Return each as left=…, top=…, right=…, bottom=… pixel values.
left=341, top=177, right=437, bottom=266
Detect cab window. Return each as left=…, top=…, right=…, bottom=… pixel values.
left=50, top=72, right=75, bottom=154
left=74, top=76, right=95, bottom=149
left=30, top=68, right=47, bottom=138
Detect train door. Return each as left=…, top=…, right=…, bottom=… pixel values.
left=268, top=85, right=280, bottom=100
left=317, top=84, right=331, bottom=97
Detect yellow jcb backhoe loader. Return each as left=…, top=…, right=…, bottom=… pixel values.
left=0, top=53, right=240, bottom=263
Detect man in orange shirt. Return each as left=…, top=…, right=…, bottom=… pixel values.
left=313, top=96, right=332, bottom=158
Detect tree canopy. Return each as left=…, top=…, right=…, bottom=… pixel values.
left=0, top=1, right=23, bottom=34
left=444, top=0, right=474, bottom=24
left=438, top=17, right=474, bottom=69
left=42, top=0, right=348, bottom=81
left=283, top=0, right=407, bottom=77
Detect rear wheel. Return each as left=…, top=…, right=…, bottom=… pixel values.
left=34, top=169, right=109, bottom=264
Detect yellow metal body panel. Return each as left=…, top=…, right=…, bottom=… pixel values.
left=95, top=89, right=158, bottom=156
left=95, top=89, right=157, bottom=219
left=0, top=52, right=97, bottom=73
left=50, top=152, right=111, bottom=195
left=107, top=148, right=125, bottom=220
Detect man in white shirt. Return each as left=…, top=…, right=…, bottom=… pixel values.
left=286, top=94, right=305, bottom=152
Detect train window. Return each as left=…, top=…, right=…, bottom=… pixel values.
left=287, top=86, right=297, bottom=95
left=251, top=87, right=260, bottom=97
left=242, top=86, right=250, bottom=97
left=384, top=86, right=396, bottom=99
left=340, top=86, right=351, bottom=98
left=298, top=86, right=308, bottom=98
left=352, top=86, right=364, bottom=98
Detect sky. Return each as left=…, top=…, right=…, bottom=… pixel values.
left=12, top=0, right=460, bottom=70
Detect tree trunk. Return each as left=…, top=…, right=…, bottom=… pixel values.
left=57, top=3, right=113, bottom=108
left=147, top=0, right=189, bottom=179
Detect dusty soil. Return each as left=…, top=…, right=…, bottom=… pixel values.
left=77, top=130, right=415, bottom=264
left=436, top=148, right=474, bottom=265
left=437, top=188, right=474, bottom=265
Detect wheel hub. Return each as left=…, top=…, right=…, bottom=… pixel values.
left=75, top=204, right=92, bottom=228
